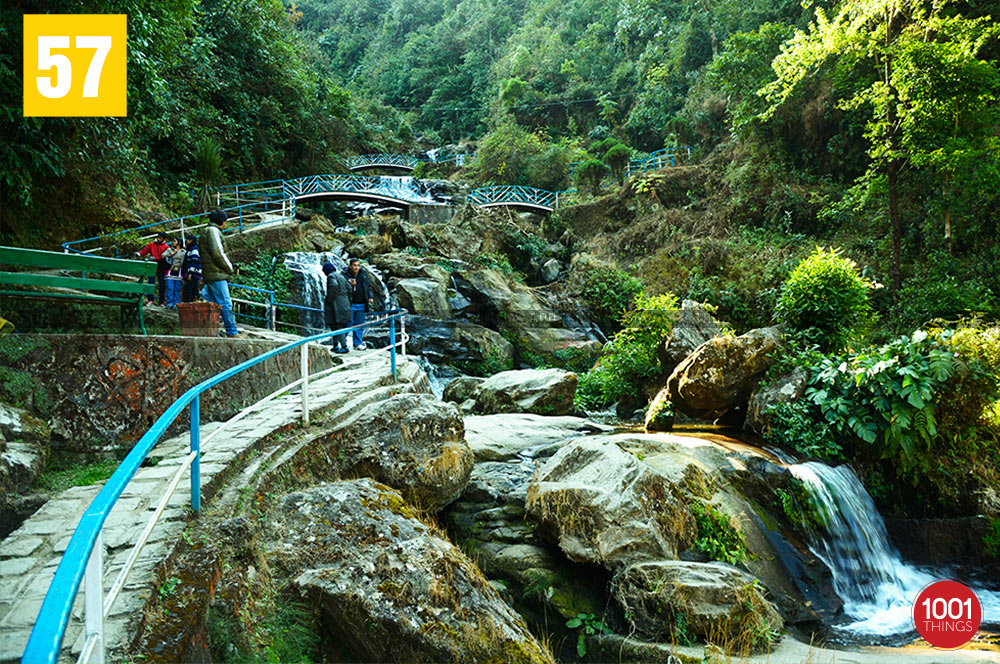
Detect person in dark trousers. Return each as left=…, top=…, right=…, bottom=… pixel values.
left=343, top=258, right=374, bottom=349
left=181, top=236, right=202, bottom=303
left=136, top=231, right=171, bottom=304
left=162, top=238, right=185, bottom=308
left=198, top=209, right=240, bottom=337
left=323, top=262, right=351, bottom=353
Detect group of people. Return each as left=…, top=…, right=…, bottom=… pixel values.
left=323, top=257, right=375, bottom=353
left=136, top=232, right=203, bottom=307
left=137, top=208, right=377, bottom=347
left=136, top=209, right=239, bottom=337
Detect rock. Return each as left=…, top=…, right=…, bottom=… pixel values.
left=464, top=413, right=612, bottom=461
left=613, top=561, right=783, bottom=652
left=474, top=368, right=578, bottom=416
left=371, top=252, right=454, bottom=286
left=540, top=259, right=561, bottom=284
left=744, top=367, right=808, bottom=435
left=404, top=317, right=515, bottom=375
left=644, top=388, right=674, bottom=432
left=658, top=300, right=721, bottom=375
left=442, top=376, right=484, bottom=404
left=0, top=402, right=50, bottom=537
left=525, top=438, right=697, bottom=568
left=516, top=327, right=603, bottom=366
left=396, top=278, right=450, bottom=318
left=454, top=268, right=556, bottom=331
left=331, top=393, right=473, bottom=512
left=427, top=224, right=483, bottom=261
left=269, top=480, right=553, bottom=664
left=666, top=326, right=784, bottom=420
left=344, top=233, right=392, bottom=258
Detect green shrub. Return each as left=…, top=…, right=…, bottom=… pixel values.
left=578, top=266, right=644, bottom=335
left=576, top=159, right=609, bottom=196
left=765, top=330, right=971, bottom=471
left=689, top=502, right=753, bottom=564
left=604, top=143, right=632, bottom=185
left=775, top=247, right=873, bottom=351
left=576, top=293, right=679, bottom=411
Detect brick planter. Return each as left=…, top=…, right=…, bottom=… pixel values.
left=177, top=301, right=221, bottom=337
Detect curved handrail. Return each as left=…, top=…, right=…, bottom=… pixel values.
left=346, top=154, right=420, bottom=170
left=20, top=310, right=408, bottom=664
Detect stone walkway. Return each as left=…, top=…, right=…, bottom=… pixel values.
left=0, top=350, right=426, bottom=664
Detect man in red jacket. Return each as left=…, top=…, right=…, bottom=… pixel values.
left=136, top=231, right=171, bottom=304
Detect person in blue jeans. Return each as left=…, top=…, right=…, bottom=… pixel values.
left=343, top=258, right=374, bottom=349
left=198, top=209, right=239, bottom=337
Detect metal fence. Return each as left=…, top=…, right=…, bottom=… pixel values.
left=19, top=311, right=409, bottom=664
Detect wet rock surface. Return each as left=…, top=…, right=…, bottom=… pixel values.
left=744, top=367, right=808, bottom=435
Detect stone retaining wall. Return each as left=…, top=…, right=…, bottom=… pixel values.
left=2, top=334, right=332, bottom=457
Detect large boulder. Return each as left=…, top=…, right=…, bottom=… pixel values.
left=344, top=233, right=392, bottom=258
left=442, top=376, right=484, bottom=404
left=657, top=300, right=721, bottom=374
left=331, top=393, right=472, bottom=512
left=396, top=278, right=450, bottom=318
left=269, top=480, right=554, bottom=664
left=744, top=367, right=809, bottom=435
left=463, top=413, right=612, bottom=461
left=371, top=252, right=452, bottom=286
left=666, top=326, right=783, bottom=420
left=525, top=439, right=697, bottom=568
left=474, top=368, right=578, bottom=416
left=613, top=561, right=783, bottom=653
left=454, top=268, right=555, bottom=331
left=405, top=318, right=515, bottom=374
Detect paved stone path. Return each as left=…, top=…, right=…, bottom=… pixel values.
left=0, top=350, right=426, bottom=664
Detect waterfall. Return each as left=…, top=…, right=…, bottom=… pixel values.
left=372, top=175, right=441, bottom=204
left=283, top=252, right=392, bottom=333
left=790, top=462, right=1000, bottom=635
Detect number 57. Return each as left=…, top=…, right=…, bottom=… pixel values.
left=36, top=35, right=112, bottom=99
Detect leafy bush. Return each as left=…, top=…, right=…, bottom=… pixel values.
left=689, top=502, right=753, bottom=564
left=577, top=265, right=643, bottom=335
left=766, top=330, right=978, bottom=471
left=604, top=143, right=632, bottom=185
left=775, top=247, right=873, bottom=350
left=576, top=158, right=609, bottom=196
left=576, top=293, right=679, bottom=411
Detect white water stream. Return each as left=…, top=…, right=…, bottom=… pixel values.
left=790, top=462, right=1000, bottom=635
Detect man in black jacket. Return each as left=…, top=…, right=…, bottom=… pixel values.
left=343, top=258, right=374, bottom=349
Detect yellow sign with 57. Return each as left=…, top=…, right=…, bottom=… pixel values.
left=23, top=14, right=127, bottom=117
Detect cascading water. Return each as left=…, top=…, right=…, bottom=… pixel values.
left=370, top=175, right=441, bottom=204
left=283, top=251, right=392, bottom=333
left=790, top=462, right=1000, bottom=635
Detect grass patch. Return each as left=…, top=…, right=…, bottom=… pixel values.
left=32, top=458, right=120, bottom=494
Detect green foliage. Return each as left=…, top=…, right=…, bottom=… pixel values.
left=475, top=252, right=523, bottom=281
left=564, top=612, right=612, bottom=658
left=0, top=367, right=50, bottom=418
left=194, top=138, right=224, bottom=212
left=576, top=293, right=679, bottom=411
left=576, top=159, right=609, bottom=196
left=985, top=518, right=1000, bottom=559
left=33, top=458, right=120, bottom=494
left=158, top=576, right=182, bottom=601
left=775, top=247, right=873, bottom=351
left=644, top=392, right=674, bottom=430
left=577, top=266, right=644, bottom=335
left=775, top=479, right=828, bottom=532
left=604, top=144, right=632, bottom=186
left=689, top=502, right=753, bottom=565
left=472, top=116, right=572, bottom=191
left=208, top=600, right=319, bottom=663
left=766, top=331, right=966, bottom=472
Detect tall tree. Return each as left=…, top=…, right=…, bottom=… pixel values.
left=760, top=0, right=999, bottom=291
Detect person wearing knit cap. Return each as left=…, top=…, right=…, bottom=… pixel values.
left=323, top=262, right=352, bottom=353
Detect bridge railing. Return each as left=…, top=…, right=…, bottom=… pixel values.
left=62, top=198, right=295, bottom=258
left=20, top=309, right=410, bottom=664
left=345, top=154, right=420, bottom=170
left=467, top=185, right=557, bottom=209
left=569, top=146, right=696, bottom=177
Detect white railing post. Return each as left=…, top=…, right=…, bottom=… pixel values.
left=401, top=315, right=407, bottom=357
left=216, top=191, right=220, bottom=206
left=180, top=218, right=185, bottom=242
left=300, top=342, right=310, bottom=426
left=83, top=530, right=105, bottom=664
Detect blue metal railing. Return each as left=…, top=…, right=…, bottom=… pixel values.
left=467, top=185, right=558, bottom=210
left=569, top=145, right=695, bottom=177
left=21, top=309, right=409, bottom=664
